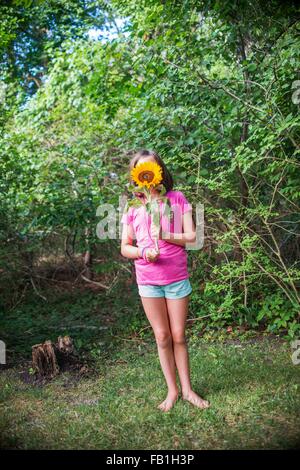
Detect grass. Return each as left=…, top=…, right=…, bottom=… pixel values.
left=0, top=285, right=300, bottom=449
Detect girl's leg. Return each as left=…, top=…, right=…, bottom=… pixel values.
left=166, top=295, right=210, bottom=409
left=140, top=296, right=179, bottom=411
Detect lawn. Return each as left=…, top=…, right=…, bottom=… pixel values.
left=0, top=288, right=300, bottom=450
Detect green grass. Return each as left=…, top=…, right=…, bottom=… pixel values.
left=1, top=287, right=300, bottom=449
left=1, top=338, right=300, bottom=449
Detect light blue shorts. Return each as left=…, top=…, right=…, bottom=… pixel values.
left=138, top=278, right=192, bottom=299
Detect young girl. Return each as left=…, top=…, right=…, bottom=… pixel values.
left=121, top=149, right=210, bottom=412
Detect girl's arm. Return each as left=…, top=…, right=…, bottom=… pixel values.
left=160, top=210, right=196, bottom=247
left=121, top=222, right=142, bottom=259
left=121, top=222, right=159, bottom=262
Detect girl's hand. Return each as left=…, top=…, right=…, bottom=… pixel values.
left=145, top=248, right=160, bottom=263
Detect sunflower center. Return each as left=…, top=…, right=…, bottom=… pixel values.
left=138, top=170, right=155, bottom=183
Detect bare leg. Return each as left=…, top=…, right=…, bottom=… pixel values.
left=140, top=296, right=179, bottom=411
left=166, top=295, right=210, bottom=409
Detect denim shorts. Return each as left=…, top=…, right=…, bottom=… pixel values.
left=138, top=278, right=192, bottom=299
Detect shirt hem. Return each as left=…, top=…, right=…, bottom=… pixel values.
left=137, top=274, right=190, bottom=286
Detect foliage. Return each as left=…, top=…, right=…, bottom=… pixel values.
left=0, top=0, right=300, bottom=337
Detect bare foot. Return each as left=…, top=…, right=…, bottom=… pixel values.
left=157, top=391, right=179, bottom=412
left=182, top=390, right=210, bottom=409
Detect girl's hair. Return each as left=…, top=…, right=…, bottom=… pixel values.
left=128, top=149, right=174, bottom=195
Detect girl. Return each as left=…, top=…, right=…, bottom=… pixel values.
left=121, top=149, right=210, bottom=412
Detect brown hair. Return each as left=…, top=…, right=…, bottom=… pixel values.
left=128, top=149, right=174, bottom=196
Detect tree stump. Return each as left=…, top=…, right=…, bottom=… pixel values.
left=55, top=335, right=78, bottom=372
left=32, top=340, right=59, bottom=378
left=57, top=335, right=75, bottom=354
left=32, top=335, right=79, bottom=378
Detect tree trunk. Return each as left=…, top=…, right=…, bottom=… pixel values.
left=32, top=336, right=78, bottom=378
left=32, top=340, right=59, bottom=378
left=83, top=227, right=93, bottom=280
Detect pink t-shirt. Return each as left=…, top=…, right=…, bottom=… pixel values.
left=121, top=190, right=192, bottom=285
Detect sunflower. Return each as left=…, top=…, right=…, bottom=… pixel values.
left=131, top=161, right=163, bottom=189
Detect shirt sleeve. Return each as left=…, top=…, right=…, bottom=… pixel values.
left=177, top=191, right=192, bottom=214
left=121, top=206, right=134, bottom=225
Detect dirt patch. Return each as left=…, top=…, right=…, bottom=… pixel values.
left=17, top=357, right=96, bottom=388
